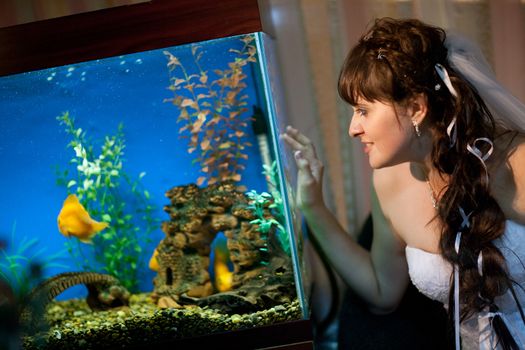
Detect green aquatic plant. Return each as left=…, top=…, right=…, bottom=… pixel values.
left=164, top=35, right=257, bottom=186
left=246, top=190, right=284, bottom=234
left=0, top=221, right=66, bottom=300
left=246, top=161, right=289, bottom=256
left=263, top=160, right=289, bottom=254
left=55, top=111, right=158, bottom=292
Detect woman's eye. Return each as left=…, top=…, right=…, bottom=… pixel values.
left=356, top=108, right=367, bottom=117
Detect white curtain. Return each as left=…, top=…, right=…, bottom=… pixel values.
left=267, top=0, right=525, bottom=236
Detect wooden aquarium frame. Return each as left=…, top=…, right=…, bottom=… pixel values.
left=0, top=0, right=262, bottom=77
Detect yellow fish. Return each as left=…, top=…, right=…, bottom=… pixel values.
left=214, top=258, right=233, bottom=292
left=57, top=194, right=109, bottom=244
left=213, top=238, right=233, bottom=292
left=149, top=248, right=159, bottom=272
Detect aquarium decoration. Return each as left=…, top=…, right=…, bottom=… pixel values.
left=246, top=160, right=289, bottom=255
left=164, top=35, right=257, bottom=187
left=20, top=271, right=130, bottom=334
left=151, top=182, right=296, bottom=314
left=55, top=112, right=158, bottom=292
left=0, top=222, right=66, bottom=302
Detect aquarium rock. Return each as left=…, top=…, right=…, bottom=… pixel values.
left=152, top=182, right=296, bottom=314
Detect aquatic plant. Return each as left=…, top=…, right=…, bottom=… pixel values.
left=246, top=190, right=283, bottom=232
left=0, top=221, right=66, bottom=300
left=246, top=161, right=289, bottom=255
left=164, top=35, right=257, bottom=186
left=55, top=111, right=158, bottom=292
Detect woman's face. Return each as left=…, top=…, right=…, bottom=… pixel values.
left=349, top=97, right=420, bottom=168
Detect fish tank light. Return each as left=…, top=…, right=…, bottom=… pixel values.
left=0, top=1, right=311, bottom=349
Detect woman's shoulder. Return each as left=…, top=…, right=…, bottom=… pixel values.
left=491, top=132, right=525, bottom=222
left=372, top=162, right=442, bottom=249
left=373, top=162, right=413, bottom=195
left=505, top=132, right=525, bottom=169
left=372, top=162, right=418, bottom=211
left=492, top=132, right=525, bottom=181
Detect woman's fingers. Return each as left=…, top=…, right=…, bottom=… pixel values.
left=309, top=158, right=324, bottom=182
left=280, top=132, right=303, bottom=150
left=282, top=126, right=325, bottom=209
left=285, top=126, right=311, bottom=145
left=280, top=126, right=322, bottom=182
left=280, top=126, right=318, bottom=158
left=294, top=150, right=315, bottom=184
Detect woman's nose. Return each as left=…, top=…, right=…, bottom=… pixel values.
left=349, top=116, right=363, bottom=137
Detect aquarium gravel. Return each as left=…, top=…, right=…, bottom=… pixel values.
left=22, top=292, right=302, bottom=349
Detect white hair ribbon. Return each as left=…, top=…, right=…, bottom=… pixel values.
left=454, top=231, right=462, bottom=350
left=446, top=117, right=458, bottom=147
left=435, top=64, right=459, bottom=146
left=479, top=311, right=504, bottom=348
left=477, top=250, right=483, bottom=277
left=466, top=137, right=494, bottom=184
left=476, top=250, right=490, bottom=302
left=459, top=207, right=472, bottom=229
left=435, top=63, right=458, bottom=98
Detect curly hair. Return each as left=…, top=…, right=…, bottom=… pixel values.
left=338, top=17, right=524, bottom=349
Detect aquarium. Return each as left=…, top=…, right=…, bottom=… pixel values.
left=0, top=32, right=309, bottom=349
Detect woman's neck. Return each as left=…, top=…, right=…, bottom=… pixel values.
left=411, top=160, right=449, bottom=200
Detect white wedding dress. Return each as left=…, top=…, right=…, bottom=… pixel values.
left=405, top=220, right=525, bottom=349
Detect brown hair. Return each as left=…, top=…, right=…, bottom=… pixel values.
left=339, top=17, right=524, bottom=349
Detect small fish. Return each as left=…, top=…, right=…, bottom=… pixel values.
left=214, top=258, right=233, bottom=292
left=213, top=238, right=233, bottom=292
left=149, top=248, right=159, bottom=272
left=57, top=194, right=109, bottom=244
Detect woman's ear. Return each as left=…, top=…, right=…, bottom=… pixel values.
left=409, top=93, right=428, bottom=125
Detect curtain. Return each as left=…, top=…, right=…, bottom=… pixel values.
left=269, top=0, right=525, bottom=236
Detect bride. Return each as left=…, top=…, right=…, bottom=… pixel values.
left=282, top=17, right=525, bottom=349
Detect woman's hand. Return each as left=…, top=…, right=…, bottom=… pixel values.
left=280, top=126, right=325, bottom=211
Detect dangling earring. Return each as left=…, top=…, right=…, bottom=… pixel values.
left=412, top=120, right=421, bottom=137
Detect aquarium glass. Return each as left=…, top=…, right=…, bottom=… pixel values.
left=0, top=32, right=308, bottom=349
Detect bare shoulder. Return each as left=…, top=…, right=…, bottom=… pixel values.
left=507, top=134, right=525, bottom=175
left=506, top=134, right=525, bottom=207
left=492, top=132, right=525, bottom=221
left=371, top=163, right=413, bottom=243
left=372, top=162, right=442, bottom=250
left=373, top=163, right=412, bottom=203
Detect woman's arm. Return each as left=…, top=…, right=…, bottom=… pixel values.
left=368, top=174, right=410, bottom=313
left=281, top=126, right=409, bottom=312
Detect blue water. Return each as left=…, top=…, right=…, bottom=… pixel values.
left=0, top=34, right=268, bottom=299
